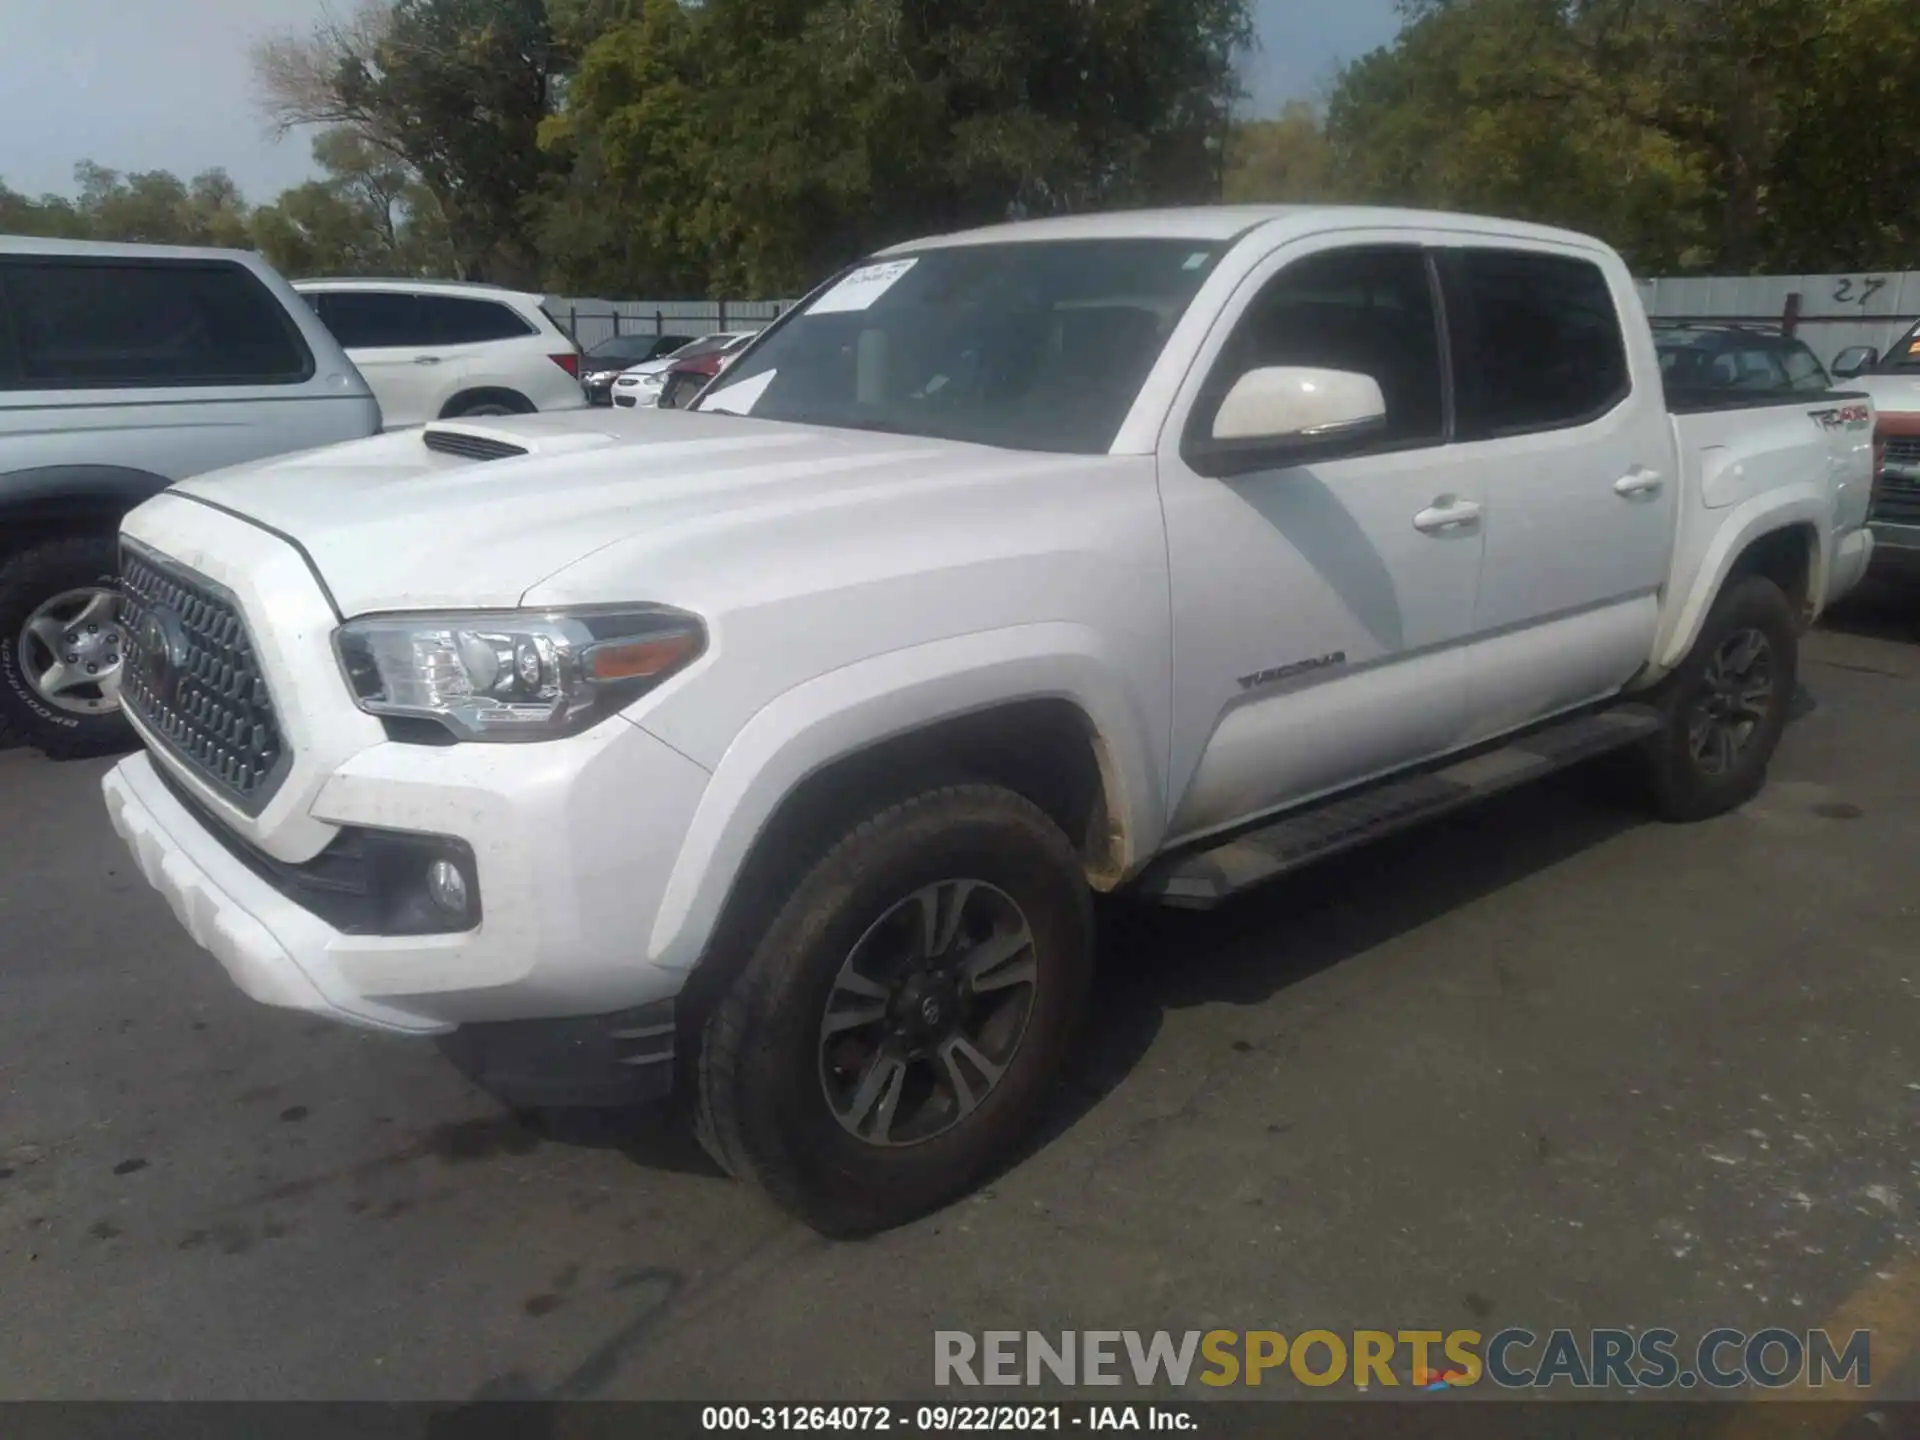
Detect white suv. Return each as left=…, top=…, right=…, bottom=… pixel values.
left=294, top=279, right=584, bottom=428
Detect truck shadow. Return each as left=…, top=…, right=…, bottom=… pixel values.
left=572, top=763, right=1655, bottom=1190
left=1024, top=761, right=1649, bottom=1161
left=1821, top=567, right=1919, bottom=643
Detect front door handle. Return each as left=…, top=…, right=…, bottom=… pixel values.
left=413, top=355, right=444, bottom=366
left=1413, top=497, right=1483, bottom=534
left=1614, top=468, right=1664, bottom=497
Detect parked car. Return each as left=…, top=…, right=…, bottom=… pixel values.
left=295, top=278, right=584, bottom=428
left=1832, top=323, right=1920, bottom=561
left=101, top=207, right=1874, bottom=1236
left=613, top=331, right=759, bottom=409
left=0, top=236, right=381, bottom=758
left=1654, top=323, right=1833, bottom=397
left=581, top=333, right=695, bottom=405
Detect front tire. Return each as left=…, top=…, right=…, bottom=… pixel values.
left=0, top=534, right=136, bottom=759
left=694, top=784, right=1094, bottom=1236
left=1637, top=573, right=1797, bottom=822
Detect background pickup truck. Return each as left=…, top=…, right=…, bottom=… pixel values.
left=1833, top=321, right=1920, bottom=560
left=98, top=206, right=1875, bottom=1236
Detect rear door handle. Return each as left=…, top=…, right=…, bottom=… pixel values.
left=413, top=355, right=444, bottom=366
left=1614, top=468, right=1664, bottom=497
left=1413, top=497, right=1483, bottom=534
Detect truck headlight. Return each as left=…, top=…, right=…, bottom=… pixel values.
left=333, top=606, right=705, bottom=742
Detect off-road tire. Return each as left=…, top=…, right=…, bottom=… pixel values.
left=1638, top=573, right=1797, bottom=822
left=0, top=533, right=135, bottom=760
left=693, top=784, right=1094, bottom=1237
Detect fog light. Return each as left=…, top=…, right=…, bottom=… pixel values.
left=426, top=859, right=470, bottom=915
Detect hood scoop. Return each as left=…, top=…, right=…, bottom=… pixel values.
left=423, top=428, right=528, bottom=462
left=421, top=421, right=627, bottom=464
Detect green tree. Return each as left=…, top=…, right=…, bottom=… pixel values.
left=1761, top=0, right=1920, bottom=271
left=1223, top=103, right=1339, bottom=203
left=1326, top=0, right=1920, bottom=274
left=249, top=127, right=456, bottom=277
left=545, top=0, right=1254, bottom=296
left=0, top=184, right=92, bottom=239
left=1327, top=0, right=1709, bottom=272
left=255, top=0, right=565, bottom=284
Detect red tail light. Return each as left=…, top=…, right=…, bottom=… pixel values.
left=549, top=352, right=580, bottom=378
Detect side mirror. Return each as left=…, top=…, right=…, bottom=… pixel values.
left=1213, top=365, right=1387, bottom=443
left=1188, top=366, right=1388, bottom=476
left=1832, top=346, right=1878, bottom=380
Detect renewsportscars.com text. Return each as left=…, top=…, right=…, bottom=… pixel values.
left=934, top=1328, right=1872, bottom=1391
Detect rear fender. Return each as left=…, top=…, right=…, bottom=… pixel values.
left=1651, top=486, right=1826, bottom=674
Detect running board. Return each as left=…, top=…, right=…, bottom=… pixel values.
left=1137, top=704, right=1664, bottom=910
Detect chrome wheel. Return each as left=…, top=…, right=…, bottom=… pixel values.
left=819, top=879, right=1039, bottom=1148
left=15, top=586, right=126, bottom=716
left=1687, top=626, right=1773, bottom=776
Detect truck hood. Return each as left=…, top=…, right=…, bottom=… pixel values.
left=170, top=409, right=1104, bottom=616
left=1851, top=372, right=1920, bottom=418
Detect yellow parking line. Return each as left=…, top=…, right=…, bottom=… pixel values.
left=1719, top=1256, right=1920, bottom=1439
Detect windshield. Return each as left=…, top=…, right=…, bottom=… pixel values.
left=678, top=333, right=746, bottom=360
left=586, top=335, right=658, bottom=362
left=1873, top=320, right=1920, bottom=372
left=1656, top=331, right=1831, bottom=396
left=695, top=239, right=1227, bottom=453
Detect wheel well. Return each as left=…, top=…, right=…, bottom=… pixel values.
left=438, top=387, right=535, bottom=419
left=1729, top=524, right=1816, bottom=629
left=0, top=506, right=129, bottom=569
left=678, top=700, right=1120, bottom=1027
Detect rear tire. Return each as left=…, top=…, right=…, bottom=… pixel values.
left=1637, top=574, right=1796, bottom=822
left=693, top=784, right=1094, bottom=1237
left=0, top=534, right=136, bottom=760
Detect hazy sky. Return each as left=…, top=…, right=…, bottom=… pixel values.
left=0, top=0, right=1404, bottom=202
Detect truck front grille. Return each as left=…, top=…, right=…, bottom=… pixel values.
left=1884, top=436, right=1920, bottom=468
left=1874, top=437, right=1920, bottom=524
left=119, top=543, right=289, bottom=812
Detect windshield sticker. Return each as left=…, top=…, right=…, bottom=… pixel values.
left=1183, top=251, right=1211, bottom=271
left=700, top=368, right=777, bottom=416
left=808, top=259, right=918, bottom=315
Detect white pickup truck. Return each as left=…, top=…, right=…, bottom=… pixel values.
left=100, top=207, right=1876, bottom=1235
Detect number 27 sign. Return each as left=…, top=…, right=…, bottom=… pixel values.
left=1832, top=277, right=1888, bottom=305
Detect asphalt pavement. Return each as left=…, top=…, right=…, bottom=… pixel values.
left=0, top=587, right=1915, bottom=1408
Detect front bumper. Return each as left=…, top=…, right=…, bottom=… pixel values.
left=102, top=711, right=714, bottom=1035
left=1870, top=518, right=1920, bottom=554
left=435, top=999, right=678, bottom=1108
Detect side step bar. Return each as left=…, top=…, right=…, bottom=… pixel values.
left=1137, top=703, right=1664, bottom=910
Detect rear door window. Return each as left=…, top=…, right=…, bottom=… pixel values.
left=1443, top=250, right=1630, bottom=437
left=311, top=291, right=424, bottom=348
left=417, top=295, right=533, bottom=344
left=0, top=257, right=314, bottom=389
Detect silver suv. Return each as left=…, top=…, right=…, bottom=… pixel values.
left=0, top=237, right=381, bottom=758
